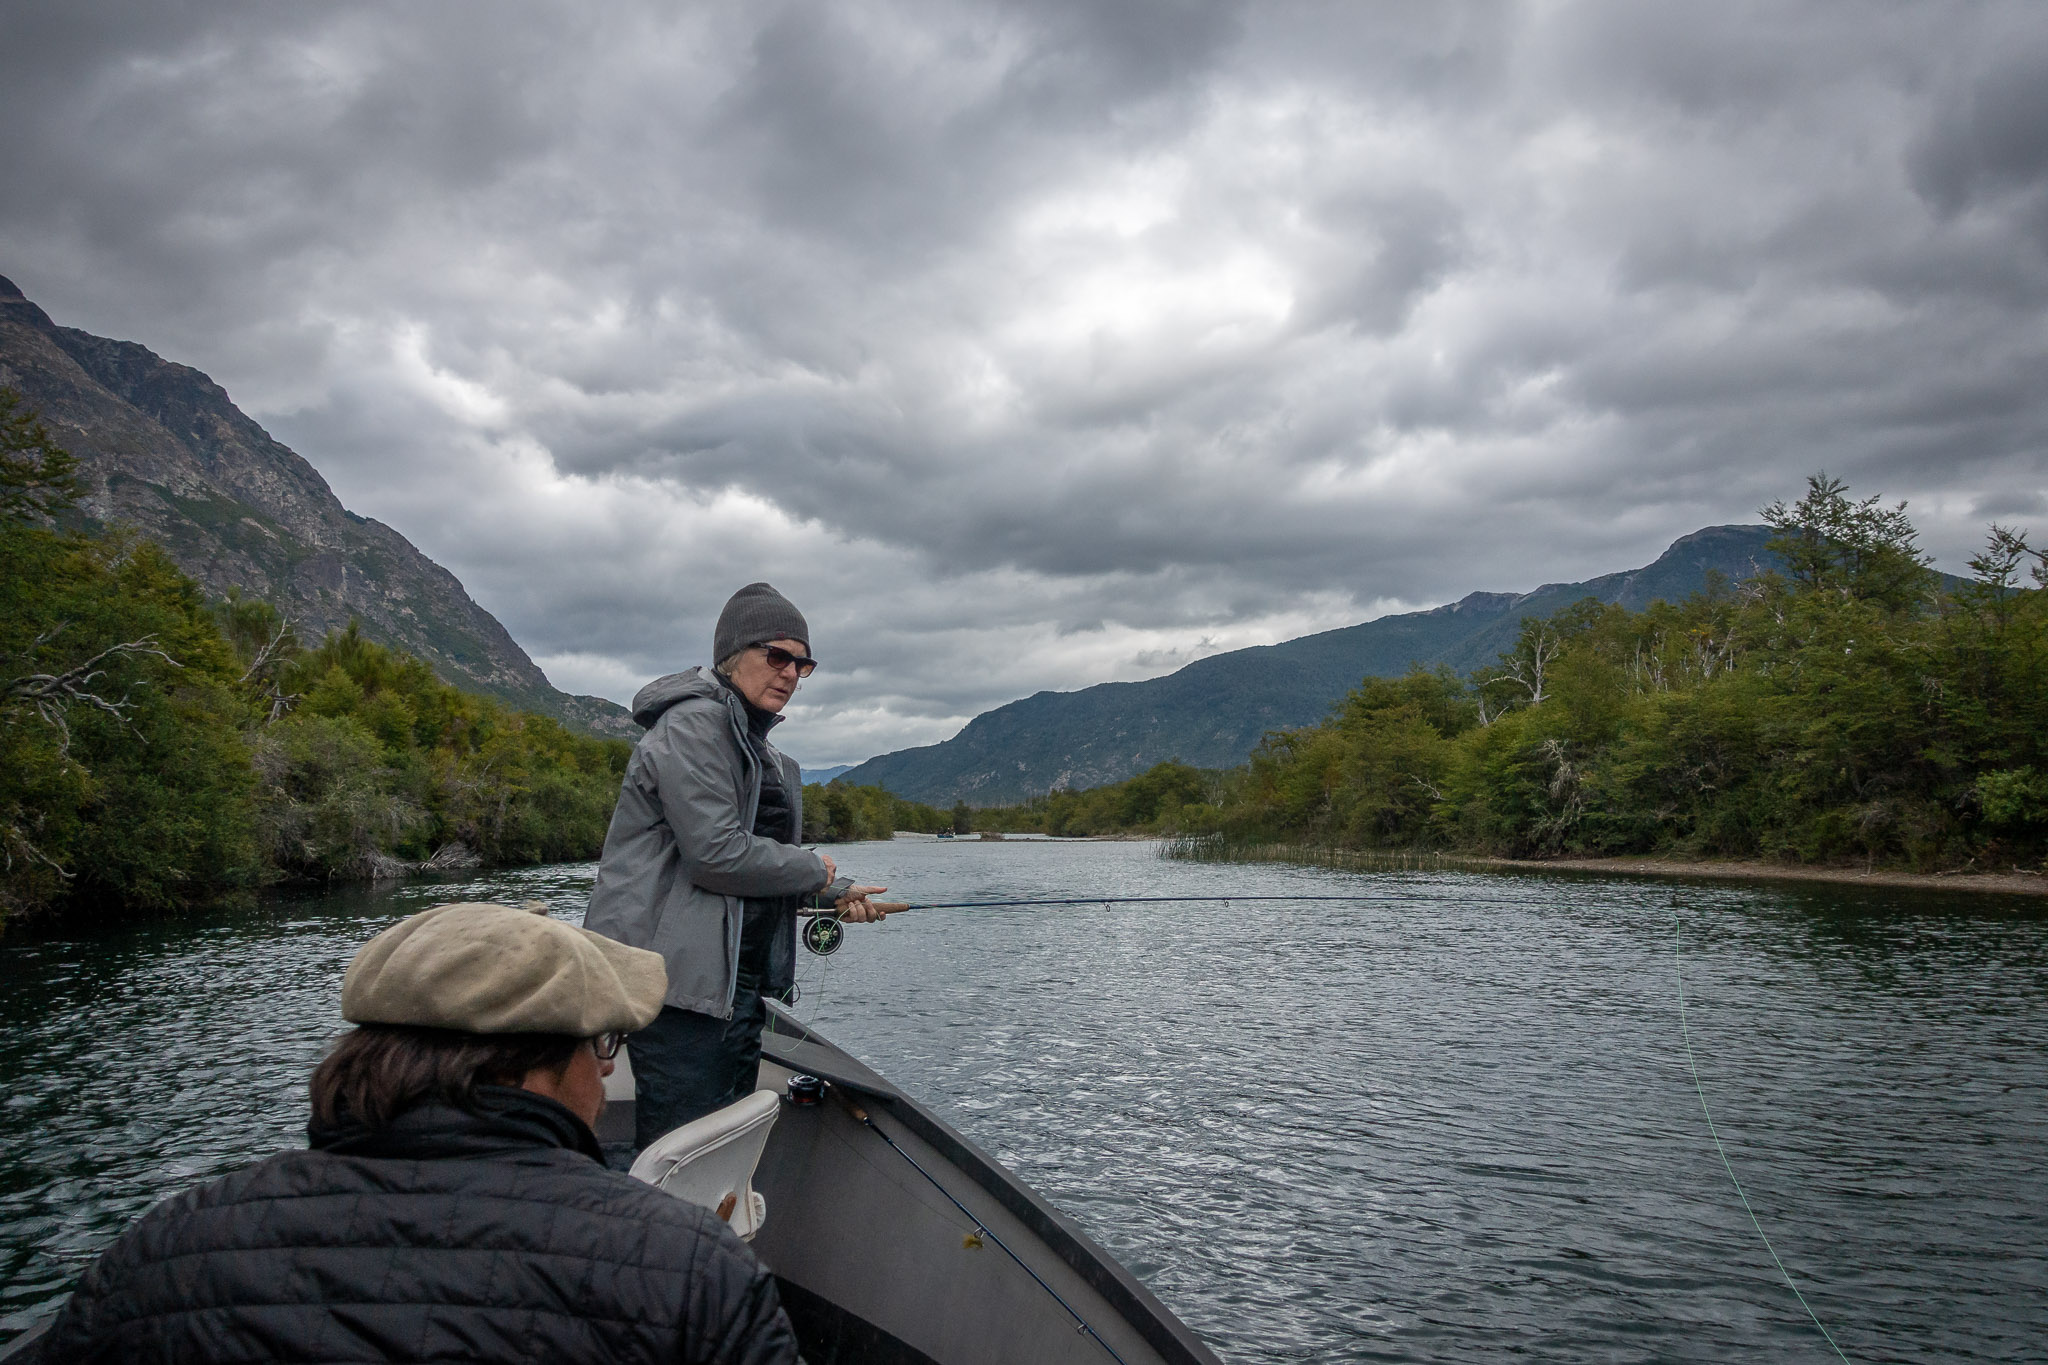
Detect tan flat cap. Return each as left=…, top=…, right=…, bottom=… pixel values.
left=342, top=902, right=665, bottom=1036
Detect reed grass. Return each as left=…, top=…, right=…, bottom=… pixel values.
left=1161, top=835, right=1484, bottom=874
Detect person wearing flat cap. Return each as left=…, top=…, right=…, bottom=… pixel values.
left=28, top=902, right=801, bottom=1365
left=586, top=581, right=885, bottom=1148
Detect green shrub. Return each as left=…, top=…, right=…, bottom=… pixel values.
left=975, top=478, right=2048, bottom=875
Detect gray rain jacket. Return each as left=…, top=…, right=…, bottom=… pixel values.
left=586, top=667, right=843, bottom=1018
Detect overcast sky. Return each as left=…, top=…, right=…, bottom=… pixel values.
left=6, top=2, right=2047, bottom=766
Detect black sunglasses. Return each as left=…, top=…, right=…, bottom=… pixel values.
left=754, top=643, right=818, bottom=678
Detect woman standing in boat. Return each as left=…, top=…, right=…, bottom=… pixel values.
left=586, top=582, right=885, bottom=1150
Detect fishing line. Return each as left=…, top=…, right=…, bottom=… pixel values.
left=782, top=925, right=835, bottom=1033
left=840, top=1095, right=1135, bottom=1365
left=772, top=909, right=836, bottom=1040
left=890, top=893, right=1536, bottom=910
left=794, top=890, right=1613, bottom=957
left=792, top=880, right=1857, bottom=1357
left=1674, top=915, right=1851, bottom=1362
left=797, top=891, right=1591, bottom=925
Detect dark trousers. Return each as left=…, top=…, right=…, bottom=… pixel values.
left=629, top=912, right=775, bottom=1150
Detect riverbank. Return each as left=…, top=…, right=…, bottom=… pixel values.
left=1172, top=840, right=2048, bottom=898
left=7, top=839, right=2042, bottom=1362
left=1487, top=853, right=2048, bottom=897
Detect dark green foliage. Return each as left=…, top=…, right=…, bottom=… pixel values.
left=250, top=712, right=422, bottom=878
left=801, top=782, right=952, bottom=843
left=840, top=525, right=1782, bottom=804
left=977, top=480, right=2048, bottom=874
left=252, top=623, right=630, bottom=877
left=1761, top=473, right=1933, bottom=612
left=3, top=412, right=257, bottom=921
left=0, top=395, right=630, bottom=926
left=0, top=389, right=86, bottom=523
left=970, top=761, right=1220, bottom=837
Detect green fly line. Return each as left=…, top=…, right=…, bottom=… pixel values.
left=1674, top=916, right=1852, bottom=1362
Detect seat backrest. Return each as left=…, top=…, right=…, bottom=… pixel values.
left=628, top=1089, right=781, bottom=1239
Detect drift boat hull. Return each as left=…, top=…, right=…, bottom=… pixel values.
left=3, top=1006, right=1220, bottom=1365
left=601, top=1002, right=1220, bottom=1365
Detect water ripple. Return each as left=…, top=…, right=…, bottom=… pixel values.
left=2, top=846, right=2044, bottom=1361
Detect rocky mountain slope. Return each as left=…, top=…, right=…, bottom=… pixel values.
left=0, top=275, right=631, bottom=736
left=841, top=525, right=1779, bottom=805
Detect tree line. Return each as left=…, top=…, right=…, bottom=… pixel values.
left=966, top=761, right=1221, bottom=837
left=12, top=372, right=2040, bottom=923
left=799, top=780, right=956, bottom=843
left=803, top=762, right=1222, bottom=843
left=967, top=477, right=2047, bottom=870
left=1, top=391, right=628, bottom=928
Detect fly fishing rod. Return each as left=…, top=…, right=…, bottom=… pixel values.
left=797, top=892, right=1469, bottom=955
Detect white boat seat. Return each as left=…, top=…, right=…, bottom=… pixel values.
left=628, top=1088, right=781, bottom=1240
left=602, top=1040, right=637, bottom=1103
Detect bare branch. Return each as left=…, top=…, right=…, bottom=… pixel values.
left=236, top=616, right=302, bottom=724
left=1, top=808, right=73, bottom=879
left=237, top=617, right=294, bottom=686
left=3, top=633, right=182, bottom=754
left=1497, top=624, right=1562, bottom=705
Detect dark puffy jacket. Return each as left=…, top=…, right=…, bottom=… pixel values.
left=32, top=1088, right=801, bottom=1364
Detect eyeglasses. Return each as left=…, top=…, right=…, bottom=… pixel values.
left=590, top=1031, right=626, bottom=1061
left=754, top=643, right=818, bottom=678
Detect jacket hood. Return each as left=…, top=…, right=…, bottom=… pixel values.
left=630, top=666, right=728, bottom=729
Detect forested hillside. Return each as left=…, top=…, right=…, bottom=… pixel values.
left=0, top=276, right=630, bottom=737
left=15, top=361, right=2035, bottom=927
left=973, top=478, right=2048, bottom=872
left=842, top=525, right=1780, bottom=805
left=1, top=392, right=628, bottom=927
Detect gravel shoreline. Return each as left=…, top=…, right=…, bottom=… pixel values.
left=1179, top=841, right=2048, bottom=898
left=1479, top=854, right=2048, bottom=897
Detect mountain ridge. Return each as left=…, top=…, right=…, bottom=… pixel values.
left=840, top=524, right=1780, bottom=804
left=0, top=275, right=632, bottom=736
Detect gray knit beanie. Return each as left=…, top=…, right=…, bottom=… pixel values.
left=714, top=582, right=810, bottom=664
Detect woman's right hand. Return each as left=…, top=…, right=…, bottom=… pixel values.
left=835, top=885, right=891, bottom=923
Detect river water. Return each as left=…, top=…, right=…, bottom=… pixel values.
left=2, top=840, right=2044, bottom=1362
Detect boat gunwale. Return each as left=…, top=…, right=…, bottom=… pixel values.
left=761, top=1001, right=1223, bottom=1365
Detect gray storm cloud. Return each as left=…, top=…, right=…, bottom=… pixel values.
left=4, top=0, right=2046, bottom=765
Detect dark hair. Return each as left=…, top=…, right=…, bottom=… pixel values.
left=310, top=1025, right=582, bottom=1129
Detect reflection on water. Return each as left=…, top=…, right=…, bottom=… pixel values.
left=3, top=844, right=2045, bottom=1362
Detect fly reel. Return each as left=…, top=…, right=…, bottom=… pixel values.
left=799, top=900, right=908, bottom=954
left=802, top=913, right=845, bottom=956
